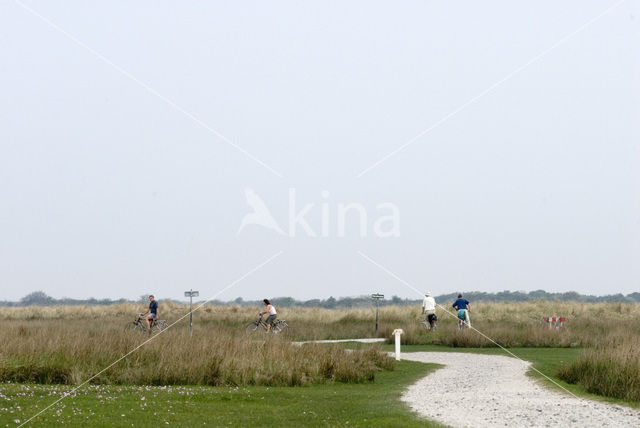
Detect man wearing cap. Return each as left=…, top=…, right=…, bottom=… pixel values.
left=422, top=292, right=437, bottom=330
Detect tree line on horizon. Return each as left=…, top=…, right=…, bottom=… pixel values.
left=2, top=290, right=640, bottom=308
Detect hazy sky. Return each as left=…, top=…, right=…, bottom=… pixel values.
left=1, top=1, right=638, bottom=302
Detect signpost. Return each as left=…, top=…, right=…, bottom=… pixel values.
left=184, top=289, right=199, bottom=337
left=371, top=293, right=384, bottom=336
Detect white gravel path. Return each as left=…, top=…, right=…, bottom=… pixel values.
left=293, top=338, right=386, bottom=346
left=400, top=352, right=640, bottom=427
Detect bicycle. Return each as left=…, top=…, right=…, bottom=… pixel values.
left=457, top=309, right=469, bottom=330
left=125, top=313, right=169, bottom=333
left=245, top=314, right=289, bottom=335
left=420, top=313, right=438, bottom=331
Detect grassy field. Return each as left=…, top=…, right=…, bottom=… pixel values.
left=0, top=360, right=443, bottom=427
left=2, top=300, right=639, bottom=346
left=0, top=300, right=638, bottom=425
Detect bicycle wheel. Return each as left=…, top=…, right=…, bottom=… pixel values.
left=245, top=321, right=262, bottom=335
left=124, top=322, right=137, bottom=332
left=125, top=322, right=145, bottom=333
left=154, top=320, right=169, bottom=332
left=272, top=321, right=289, bottom=334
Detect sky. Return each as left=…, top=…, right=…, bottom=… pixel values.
left=0, top=0, right=638, bottom=302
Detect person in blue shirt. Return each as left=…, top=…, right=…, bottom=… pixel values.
left=452, top=294, right=471, bottom=328
left=144, top=295, right=159, bottom=333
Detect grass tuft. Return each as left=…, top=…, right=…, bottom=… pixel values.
left=558, top=337, right=640, bottom=401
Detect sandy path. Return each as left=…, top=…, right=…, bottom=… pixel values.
left=400, top=352, right=640, bottom=427
left=293, top=338, right=386, bottom=345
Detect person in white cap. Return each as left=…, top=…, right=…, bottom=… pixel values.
left=422, top=292, right=437, bottom=330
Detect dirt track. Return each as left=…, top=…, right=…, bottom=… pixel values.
left=401, top=352, right=640, bottom=427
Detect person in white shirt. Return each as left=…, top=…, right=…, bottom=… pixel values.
left=422, top=292, right=437, bottom=330
left=260, top=299, right=277, bottom=331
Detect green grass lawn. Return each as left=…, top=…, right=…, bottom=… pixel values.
left=4, top=344, right=636, bottom=427
left=0, top=360, right=445, bottom=428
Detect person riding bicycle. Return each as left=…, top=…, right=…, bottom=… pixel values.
left=421, top=291, right=437, bottom=329
left=452, top=293, right=471, bottom=328
left=143, top=295, right=158, bottom=333
left=259, top=299, right=277, bottom=332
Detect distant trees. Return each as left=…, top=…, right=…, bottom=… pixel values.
left=325, top=296, right=337, bottom=309
left=628, top=292, right=640, bottom=301
left=4, top=291, right=125, bottom=307
left=20, top=291, right=55, bottom=306
left=273, top=297, right=296, bottom=307
left=1, top=289, right=639, bottom=308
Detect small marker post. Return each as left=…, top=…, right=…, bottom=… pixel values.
left=371, top=293, right=384, bottom=336
left=392, top=329, right=404, bottom=360
left=184, top=289, right=199, bottom=337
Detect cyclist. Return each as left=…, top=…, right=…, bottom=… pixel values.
left=259, top=299, right=277, bottom=332
left=421, top=291, right=437, bottom=330
left=143, top=295, right=159, bottom=333
left=452, top=293, right=471, bottom=328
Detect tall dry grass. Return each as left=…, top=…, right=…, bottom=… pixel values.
left=0, top=318, right=392, bottom=386
left=374, top=301, right=640, bottom=348
left=1, top=301, right=639, bottom=346
left=558, top=337, right=640, bottom=401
